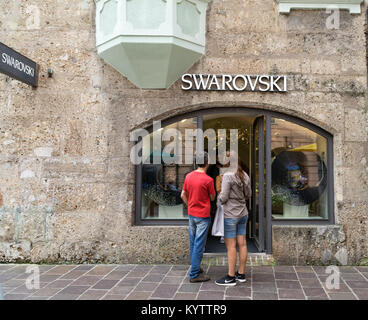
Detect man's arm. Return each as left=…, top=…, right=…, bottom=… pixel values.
left=215, top=175, right=222, bottom=193
left=208, top=180, right=216, bottom=202
left=181, top=190, right=188, bottom=206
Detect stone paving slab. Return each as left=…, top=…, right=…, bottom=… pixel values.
left=0, top=264, right=368, bottom=300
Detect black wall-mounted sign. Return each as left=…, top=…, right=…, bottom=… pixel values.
left=0, top=42, right=39, bottom=87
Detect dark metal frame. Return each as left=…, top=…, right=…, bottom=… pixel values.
left=134, top=107, right=335, bottom=252
left=265, top=116, right=272, bottom=253
left=252, top=117, right=265, bottom=252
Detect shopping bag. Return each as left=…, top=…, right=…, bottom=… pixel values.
left=211, top=203, right=224, bottom=237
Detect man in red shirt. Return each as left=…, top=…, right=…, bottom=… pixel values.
left=181, top=152, right=216, bottom=282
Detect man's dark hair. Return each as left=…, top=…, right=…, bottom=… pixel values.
left=196, top=151, right=209, bottom=168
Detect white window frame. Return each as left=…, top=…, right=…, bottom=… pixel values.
left=275, top=0, right=364, bottom=14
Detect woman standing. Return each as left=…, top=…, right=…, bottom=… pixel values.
left=215, top=152, right=252, bottom=286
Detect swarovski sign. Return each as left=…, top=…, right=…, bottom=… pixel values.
left=181, top=74, right=287, bottom=92
left=0, top=42, right=38, bottom=87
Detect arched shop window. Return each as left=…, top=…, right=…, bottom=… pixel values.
left=271, top=118, right=329, bottom=220
left=135, top=109, right=334, bottom=226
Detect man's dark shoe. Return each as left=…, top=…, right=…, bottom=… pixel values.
left=215, top=275, right=237, bottom=286
left=199, top=267, right=204, bottom=274
left=235, top=271, right=247, bottom=283
left=190, top=273, right=210, bottom=283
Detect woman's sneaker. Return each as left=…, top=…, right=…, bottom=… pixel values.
left=215, top=275, right=237, bottom=286
left=235, top=271, right=247, bottom=283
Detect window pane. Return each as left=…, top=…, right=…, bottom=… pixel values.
left=141, top=118, right=197, bottom=220
left=271, top=118, right=328, bottom=220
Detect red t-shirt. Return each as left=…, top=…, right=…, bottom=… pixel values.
left=182, top=171, right=216, bottom=218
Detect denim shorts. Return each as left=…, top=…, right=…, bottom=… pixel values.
left=224, top=215, right=248, bottom=239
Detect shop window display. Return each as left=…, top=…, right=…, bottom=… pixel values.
left=271, top=118, right=328, bottom=220
left=141, top=118, right=197, bottom=220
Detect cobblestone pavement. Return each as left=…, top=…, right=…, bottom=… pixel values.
left=0, top=264, right=368, bottom=300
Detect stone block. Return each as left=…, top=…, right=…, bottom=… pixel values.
left=345, top=108, right=368, bottom=141
left=272, top=225, right=347, bottom=265
left=0, top=209, right=16, bottom=241
left=311, top=60, right=341, bottom=75
left=341, top=167, right=368, bottom=201
left=0, top=240, right=32, bottom=262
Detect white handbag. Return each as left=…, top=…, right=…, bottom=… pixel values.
left=211, top=200, right=224, bottom=237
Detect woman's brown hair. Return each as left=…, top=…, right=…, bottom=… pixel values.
left=228, top=151, right=245, bottom=185
left=236, top=156, right=246, bottom=185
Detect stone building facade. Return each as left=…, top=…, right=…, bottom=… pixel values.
left=0, top=0, right=367, bottom=265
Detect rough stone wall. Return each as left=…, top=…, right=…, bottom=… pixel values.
left=0, top=0, right=367, bottom=265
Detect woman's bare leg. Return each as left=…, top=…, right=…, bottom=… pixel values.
left=236, top=235, right=248, bottom=274
left=225, top=238, right=237, bottom=277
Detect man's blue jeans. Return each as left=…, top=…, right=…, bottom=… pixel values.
left=188, top=215, right=211, bottom=279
